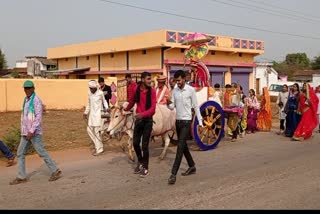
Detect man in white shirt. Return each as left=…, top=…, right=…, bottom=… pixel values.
left=83, top=80, right=109, bottom=156
left=166, top=70, right=203, bottom=185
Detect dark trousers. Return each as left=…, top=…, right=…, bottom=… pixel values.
left=171, top=120, right=195, bottom=176
left=280, top=119, right=285, bottom=130
left=133, top=118, right=153, bottom=170
left=0, top=140, right=14, bottom=160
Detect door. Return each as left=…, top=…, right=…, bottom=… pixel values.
left=231, top=73, right=250, bottom=96
left=256, top=78, right=260, bottom=95
left=208, top=66, right=228, bottom=87
left=210, top=72, right=224, bottom=87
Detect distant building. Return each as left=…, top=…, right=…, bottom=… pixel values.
left=254, top=62, right=278, bottom=95
left=293, top=70, right=320, bottom=83
left=13, top=56, right=57, bottom=78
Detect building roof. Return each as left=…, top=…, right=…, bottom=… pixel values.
left=293, top=70, right=320, bottom=76
left=37, top=58, right=57, bottom=66
left=47, top=29, right=264, bottom=59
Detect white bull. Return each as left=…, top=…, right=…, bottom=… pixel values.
left=106, top=103, right=176, bottom=161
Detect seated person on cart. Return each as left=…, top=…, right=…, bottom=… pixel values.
left=189, top=60, right=209, bottom=89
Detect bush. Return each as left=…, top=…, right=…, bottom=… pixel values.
left=2, top=125, right=35, bottom=155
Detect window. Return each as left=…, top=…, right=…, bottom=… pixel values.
left=239, top=53, right=243, bottom=57
left=111, top=53, right=114, bottom=58
left=142, top=50, right=147, bottom=55
left=180, top=48, right=185, bottom=53
left=211, top=51, right=216, bottom=55
left=86, top=56, right=90, bottom=60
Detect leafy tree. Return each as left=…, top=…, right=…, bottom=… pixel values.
left=285, top=53, right=310, bottom=69
left=0, top=48, right=8, bottom=70
left=311, top=55, right=320, bottom=70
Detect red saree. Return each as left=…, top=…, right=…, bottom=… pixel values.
left=257, top=87, right=272, bottom=131
left=293, top=84, right=319, bottom=140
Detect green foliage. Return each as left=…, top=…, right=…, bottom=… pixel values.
left=2, top=125, right=35, bottom=155
left=10, top=70, right=20, bottom=78
left=0, top=48, right=8, bottom=70
left=285, top=53, right=310, bottom=69
left=311, top=55, right=320, bottom=70
left=272, top=61, right=295, bottom=80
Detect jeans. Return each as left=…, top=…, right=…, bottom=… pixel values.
left=17, top=135, right=57, bottom=179
left=171, top=120, right=195, bottom=176
left=0, top=140, right=14, bottom=159
left=132, top=118, right=153, bottom=170
left=280, top=119, right=285, bottom=130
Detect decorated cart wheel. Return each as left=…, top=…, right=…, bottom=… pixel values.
left=192, top=101, right=225, bottom=151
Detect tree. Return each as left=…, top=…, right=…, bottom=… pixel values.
left=272, top=61, right=295, bottom=80
left=285, top=53, right=310, bottom=69
left=0, top=48, right=8, bottom=70
left=311, top=55, right=320, bottom=70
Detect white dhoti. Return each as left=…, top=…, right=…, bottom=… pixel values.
left=87, top=126, right=104, bottom=153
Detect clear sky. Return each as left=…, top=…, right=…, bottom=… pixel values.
left=1, top=0, right=319, bottom=68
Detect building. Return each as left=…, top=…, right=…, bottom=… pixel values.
left=47, top=29, right=264, bottom=95
left=254, top=62, right=278, bottom=95
left=14, top=56, right=57, bottom=78
left=293, top=70, right=320, bottom=83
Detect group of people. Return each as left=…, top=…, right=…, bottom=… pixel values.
left=276, top=83, right=320, bottom=141
left=120, top=71, right=201, bottom=184
left=3, top=67, right=319, bottom=187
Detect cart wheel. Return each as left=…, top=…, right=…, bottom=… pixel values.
left=192, top=101, right=225, bottom=151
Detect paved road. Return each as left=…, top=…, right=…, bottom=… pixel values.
left=1, top=127, right=320, bottom=209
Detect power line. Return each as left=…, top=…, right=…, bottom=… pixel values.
left=210, top=0, right=318, bottom=24
left=230, top=0, right=320, bottom=23
left=96, top=0, right=320, bottom=40
left=246, top=0, right=320, bottom=21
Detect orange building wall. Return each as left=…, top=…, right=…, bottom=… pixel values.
left=78, top=55, right=99, bottom=70
left=203, top=52, right=254, bottom=64
left=129, top=48, right=162, bottom=70
left=58, top=58, right=76, bottom=70
left=100, top=52, right=127, bottom=71
left=164, top=48, right=185, bottom=61
left=0, top=78, right=117, bottom=112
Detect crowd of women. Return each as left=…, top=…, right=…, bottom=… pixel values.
left=210, top=82, right=320, bottom=142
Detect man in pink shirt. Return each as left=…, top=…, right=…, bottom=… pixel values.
left=124, top=72, right=156, bottom=177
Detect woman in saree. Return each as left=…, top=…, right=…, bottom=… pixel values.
left=284, top=83, right=301, bottom=137
left=257, top=87, right=272, bottom=132
left=246, top=89, right=259, bottom=134
left=292, top=83, right=319, bottom=141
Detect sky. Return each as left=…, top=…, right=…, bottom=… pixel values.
left=1, top=0, right=320, bottom=68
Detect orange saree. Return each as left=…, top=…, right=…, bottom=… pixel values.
left=293, top=84, right=319, bottom=140
left=257, top=87, right=272, bottom=131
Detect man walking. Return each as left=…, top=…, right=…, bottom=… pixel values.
left=10, top=80, right=61, bottom=185
left=166, top=70, right=203, bottom=185
left=123, top=72, right=156, bottom=177
left=98, top=77, right=112, bottom=107
left=0, top=140, right=15, bottom=167
left=84, top=80, right=109, bottom=156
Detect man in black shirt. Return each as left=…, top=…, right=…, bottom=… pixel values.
left=98, top=77, right=112, bottom=106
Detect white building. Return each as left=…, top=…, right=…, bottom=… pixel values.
left=254, top=62, right=278, bottom=95
left=15, top=56, right=57, bottom=77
